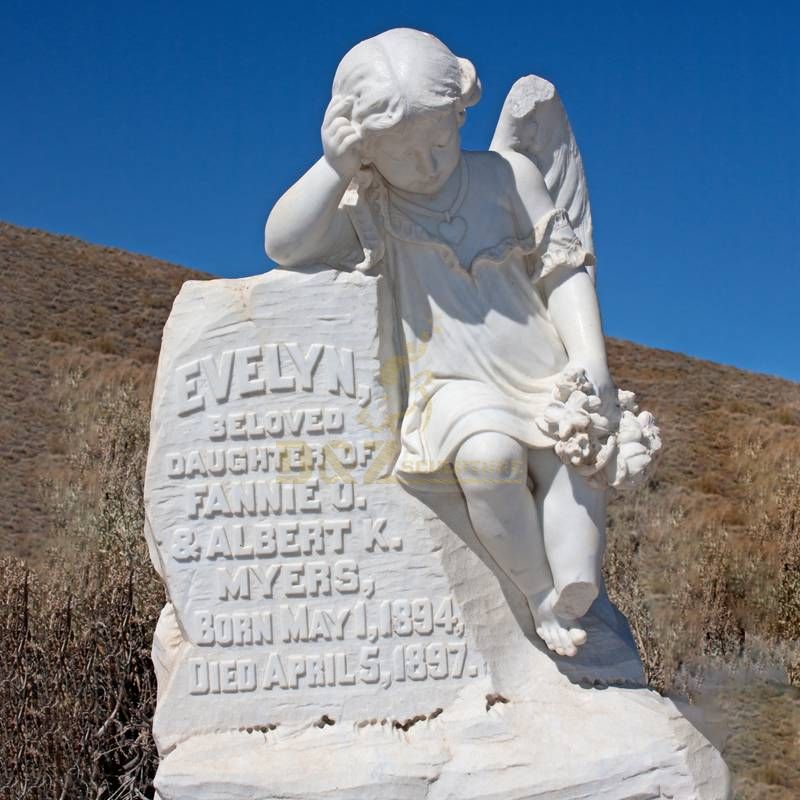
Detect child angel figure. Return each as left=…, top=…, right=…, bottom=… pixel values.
left=266, top=28, right=660, bottom=657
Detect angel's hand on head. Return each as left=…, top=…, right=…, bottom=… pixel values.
left=322, top=95, right=364, bottom=179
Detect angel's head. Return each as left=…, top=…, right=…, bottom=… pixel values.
left=332, top=28, right=481, bottom=193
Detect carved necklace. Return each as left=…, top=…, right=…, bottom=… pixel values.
left=389, top=157, right=469, bottom=245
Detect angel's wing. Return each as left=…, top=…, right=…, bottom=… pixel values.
left=490, top=75, right=595, bottom=282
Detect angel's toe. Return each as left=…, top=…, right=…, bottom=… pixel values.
left=568, top=627, right=588, bottom=646
left=536, top=625, right=558, bottom=651
left=557, top=628, right=577, bottom=657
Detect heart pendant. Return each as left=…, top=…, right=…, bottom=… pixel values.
left=438, top=216, right=467, bottom=245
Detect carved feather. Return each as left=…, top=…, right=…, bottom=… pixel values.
left=490, top=75, right=595, bottom=281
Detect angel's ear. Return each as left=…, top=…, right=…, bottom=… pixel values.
left=457, top=57, right=482, bottom=108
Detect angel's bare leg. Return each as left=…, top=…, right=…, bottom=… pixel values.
left=455, top=433, right=587, bottom=656
left=528, top=448, right=605, bottom=620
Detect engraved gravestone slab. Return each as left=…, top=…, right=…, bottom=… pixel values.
left=146, top=268, right=729, bottom=799
left=145, top=268, right=487, bottom=751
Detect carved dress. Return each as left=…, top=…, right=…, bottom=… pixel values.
left=340, top=151, right=594, bottom=484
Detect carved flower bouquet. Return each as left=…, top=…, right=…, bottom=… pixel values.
left=535, top=368, right=662, bottom=489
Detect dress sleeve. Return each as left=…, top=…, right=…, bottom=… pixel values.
left=530, top=208, right=595, bottom=283
left=332, top=168, right=386, bottom=272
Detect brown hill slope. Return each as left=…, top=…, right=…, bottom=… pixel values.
left=1, top=220, right=798, bottom=797
left=0, top=222, right=209, bottom=558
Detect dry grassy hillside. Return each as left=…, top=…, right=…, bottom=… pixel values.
left=0, top=221, right=798, bottom=798
left=0, top=222, right=208, bottom=559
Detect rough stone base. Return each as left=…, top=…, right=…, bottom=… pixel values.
left=154, top=679, right=729, bottom=800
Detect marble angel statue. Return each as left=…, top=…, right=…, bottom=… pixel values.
left=265, top=28, right=660, bottom=658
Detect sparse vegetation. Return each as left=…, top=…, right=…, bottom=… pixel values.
left=0, top=222, right=797, bottom=798
left=0, top=221, right=208, bottom=560
left=604, top=412, right=800, bottom=798
left=0, top=376, right=161, bottom=799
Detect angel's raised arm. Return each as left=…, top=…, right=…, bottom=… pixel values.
left=265, top=96, right=362, bottom=269
left=265, top=158, right=360, bottom=268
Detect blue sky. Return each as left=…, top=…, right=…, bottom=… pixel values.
left=3, top=1, right=799, bottom=380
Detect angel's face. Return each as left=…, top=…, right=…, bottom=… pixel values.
left=367, top=106, right=462, bottom=194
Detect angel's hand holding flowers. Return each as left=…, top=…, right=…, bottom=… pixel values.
left=585, top=367, right=621, bottom=431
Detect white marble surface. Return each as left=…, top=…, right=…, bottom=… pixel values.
left=145, top=26, right=726, bottom=799
left=146, top=268, right=728, bottom=799
left=265, top=28, right=661, bottom=660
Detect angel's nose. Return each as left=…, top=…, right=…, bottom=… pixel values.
left=414, top=148, right=436, bottom=176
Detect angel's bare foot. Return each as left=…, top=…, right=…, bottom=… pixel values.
left=529, top=588, right=588, bottom=657
left=552, top=580, right=598, bottom=620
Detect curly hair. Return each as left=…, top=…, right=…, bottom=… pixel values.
left=331, top=28, right=481, bottom=134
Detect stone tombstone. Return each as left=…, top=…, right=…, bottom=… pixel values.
left=145, top=27, right=730, bottom=800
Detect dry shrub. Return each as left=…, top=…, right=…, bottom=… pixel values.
left=0, top=377, right=162, bottom=799
left=603, top=491, right=667, bottom=690
left=608, top=458, right=800, bottom=689
left=605, top=435, right=800, bottom=798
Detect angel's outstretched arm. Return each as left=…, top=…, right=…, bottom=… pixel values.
left=503, top=151, right=615, bottom=403
left=542, top=264, right=612, bottom=397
